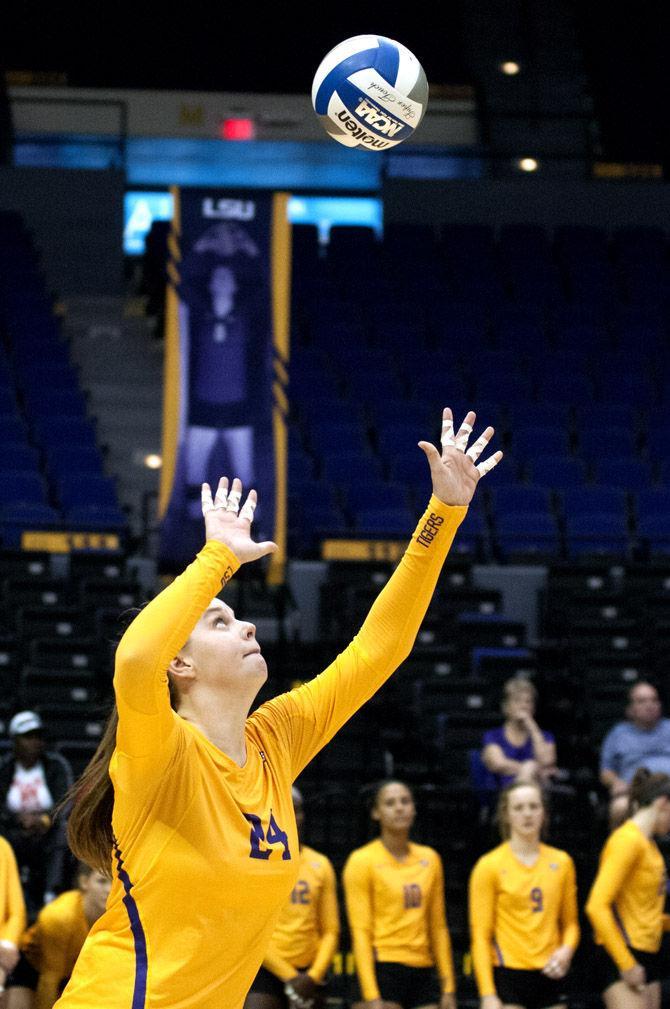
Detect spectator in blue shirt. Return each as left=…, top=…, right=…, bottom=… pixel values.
left=600, top=679, right=670, bottom=827
left=481, top=678, right=557, bottom=791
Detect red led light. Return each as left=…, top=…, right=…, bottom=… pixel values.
left=219, top=118, right=255, bottom=140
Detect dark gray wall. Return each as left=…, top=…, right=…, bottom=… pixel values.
left=383, top=177, right=670, bottom=232
left=0, top=167, right=124, bottom=295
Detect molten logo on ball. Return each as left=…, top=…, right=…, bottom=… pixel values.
left=312, top=35, right=429, bottom=151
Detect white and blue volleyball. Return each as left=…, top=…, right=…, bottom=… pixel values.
left=311, top=35, right=428, bottom=150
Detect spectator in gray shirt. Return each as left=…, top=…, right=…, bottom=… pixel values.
left=600, top=680, right=670, bottom=827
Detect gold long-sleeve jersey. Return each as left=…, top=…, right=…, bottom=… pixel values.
left=343, top=838, right=456, bottom=1001
left=586, top=819, right=667, bottom=973
left=22, top=890, right=89, bottom=1009
left=54, top=497, right=466, bottom=1009
left=469, top=842, right=580, bottom=996
left=0, top=835, right=26, bottom=948
left=262, top=844, right=339, bottom=983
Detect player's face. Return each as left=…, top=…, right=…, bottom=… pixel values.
left=373, top=783, right=416, bottom=832
left=80, top=870, right=112, bottom=918
left=506, top=786, right=544, bottom=839
left=654, top=795, right=670, bottom=837
left=183, top=600, right=267, bottom=690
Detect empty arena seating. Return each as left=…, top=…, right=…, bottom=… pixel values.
left=288, top=221, right=670, bottom=559
left=0, top=211, right=126, bottom=545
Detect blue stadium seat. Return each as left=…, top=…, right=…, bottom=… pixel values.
left=320, top=451, right=383, bottom=485
left=0, top=417, right=29, bottom=445
left=387, top=450, right=436, bottom=488
left=486, top=483, right=553, bottom=518
left=535, top=373, right=594, bottom=405
left=636, top=514, right=670, bottom=553
left=577, top=426, right=640, bottom=463
left=526, top=456, right=588, bottom=489
left=32, top=417, right=99, bottom=453
left=512, top=425, right=571, bottom=459
left=447, top=508, right=489, bottom=557
left=506, top=404, right=572, bottom=430
left=559, top=487, right=629, bottom=522
left=594, top=373, right=656, bottom=406
left=494, top=511, right=561, bottom=557
left=474, top=372, right=535, bottom=403
left=565, top=512, right=631, bottom=556
left=633, top=489, right=670, bottom=525
left=288, top=480, right=339, bottom=515
left=63, top=505, right=127, bottom=530
left=0, top=472, right=48, bottom=505
left=594, top=457, right=653, bottom=490
left=344, top=481, right=410, bottom=513
left=0, top=445, right=41, bottom=472
left=44, top=445, right=106, bottom=478
left=0, top=387, right=18, bottom=412
left=22, top=387, right=88, bottom=419
left=309, top=421, right=371, bottom=457
left=354, top=507, right=416, bottom=536
left=573, top=404, right=638, bottom=430
left=56, top=475, right=119, bottom=510
left=0, top=503, right=61, bottom=533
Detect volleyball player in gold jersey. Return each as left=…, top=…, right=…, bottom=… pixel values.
left=343, top=780, right=456, bottom=1009
left=469, top=781, right=579, bottom=1009
left=51, top=408, right=501, bottom=1009
left=586, top=768, right=670, bottom=1009
left=0, top=834, right=26, bottom=997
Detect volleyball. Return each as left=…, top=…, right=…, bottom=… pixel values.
left=311, top=35, right=429, bottom=151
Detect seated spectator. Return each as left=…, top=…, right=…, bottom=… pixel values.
left=4, top=862, right=110, bottom=1009
left=481, top=678, right=557, bottom=792
left=0, top=713, right=73, bottom=916
left=0, top=834, right=26, bottom=996
left=600, top=680, right=670, bottom=829
left=244, top=787, right=339, bottom=1009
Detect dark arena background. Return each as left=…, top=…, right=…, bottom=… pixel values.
left=1, top=2, right=670, bottom=1007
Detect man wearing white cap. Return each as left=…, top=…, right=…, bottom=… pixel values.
left=0, top=712, right=73, bottom=916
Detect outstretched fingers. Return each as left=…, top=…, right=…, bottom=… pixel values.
left=466, top=426, right=495, bottom=462
left=454, top=410, right=476, bottom=453
left=239, top=488, right=258, bottom=523
left=201, top=477, right=229, bottom=515
left=440, top=408, right=456, bottom=450
left=476, top=450, right=504, bottom=478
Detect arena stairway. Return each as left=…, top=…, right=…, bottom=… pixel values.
left=63, top=296, right=163, bottom=541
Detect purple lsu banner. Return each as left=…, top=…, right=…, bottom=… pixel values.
left=159, top=189, right=291, bottom=579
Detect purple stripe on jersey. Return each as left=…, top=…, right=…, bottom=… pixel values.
left=612, top=903, right=632, bottom=947
left=493, top=938, right=505, bottom=966
left=113, top=837, right=148, bottom=1009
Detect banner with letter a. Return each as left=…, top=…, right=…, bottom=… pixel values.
left=159, top=189, right=291, bottom=581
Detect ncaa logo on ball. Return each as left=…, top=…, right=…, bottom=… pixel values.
left=312, top=34, right=429, bottom=151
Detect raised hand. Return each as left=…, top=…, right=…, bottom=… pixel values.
left=418, top=408, right=502, bottom=506
left=201, top=477, right=278, bottom=563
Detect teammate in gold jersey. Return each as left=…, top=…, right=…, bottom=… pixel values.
left=469, top=781, right=579, bottom=1009
left=5, top=863, right=111, bottom=1009
left=343, top=780, right=456, bottom=1009
left=245, top=787, right=339, bottom=1009
left=51, top=408, right=502, bottom=1009
left=0, top=834, right=26, bottom=996
left=585, top=768, right=670, bottom=1009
